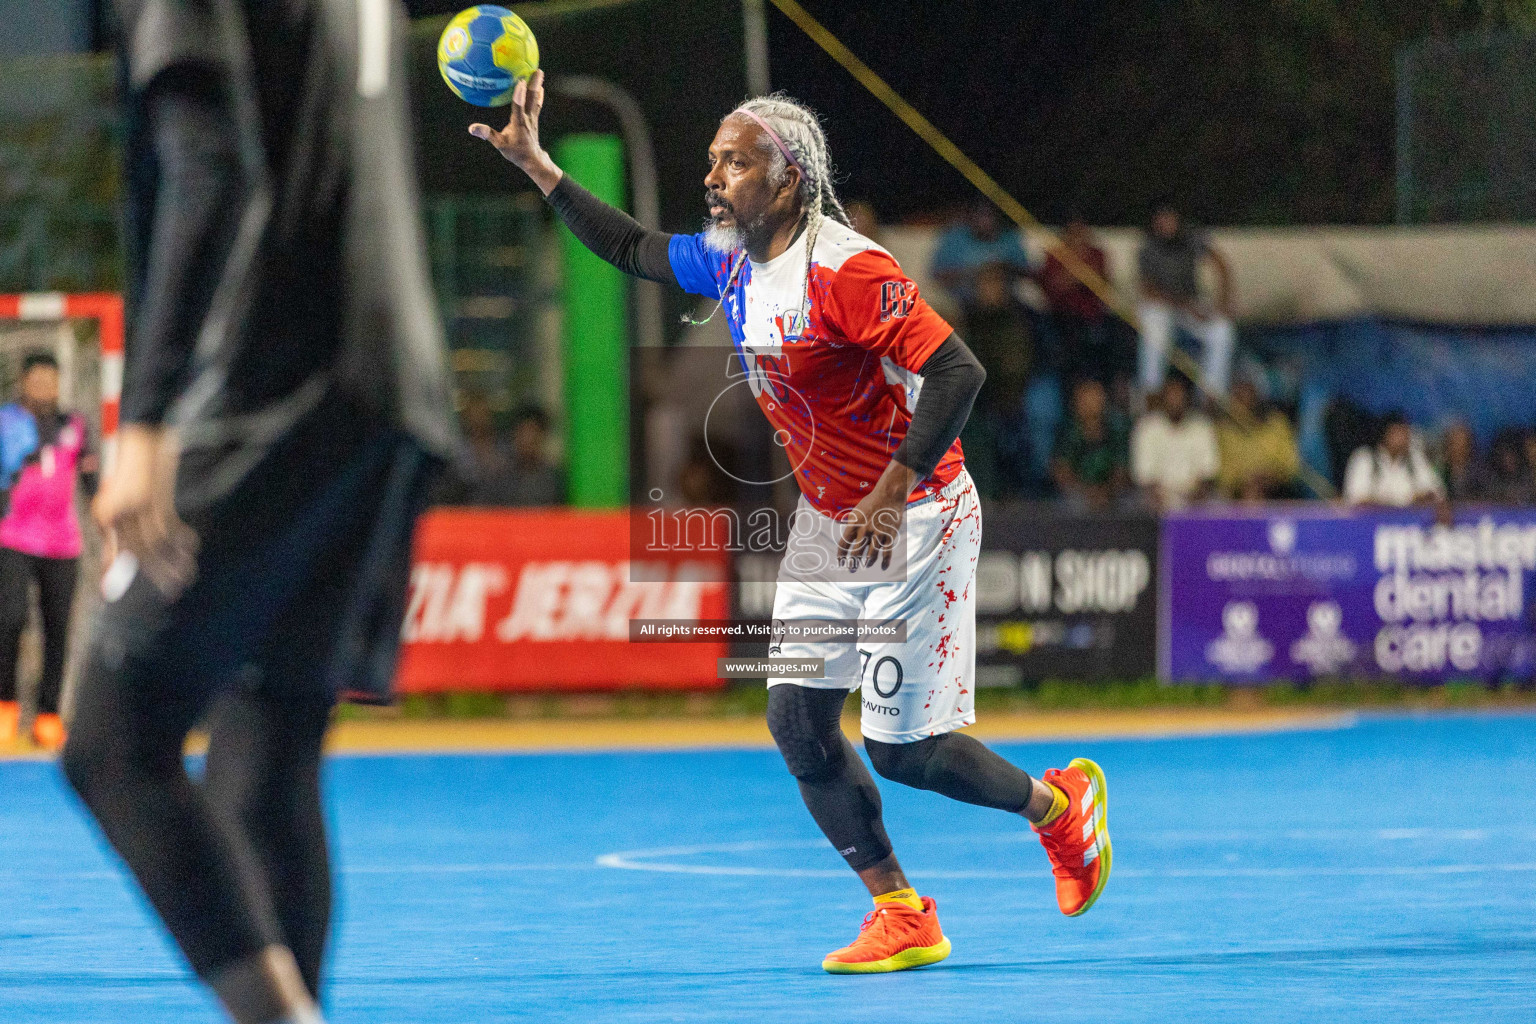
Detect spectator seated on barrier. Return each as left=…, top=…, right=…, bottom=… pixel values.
left=1342, top=411, right=1444, bottom=508
left=1475, top=429, right=1536, bottom=504
left=844, top=199, right=882, bottom=245
left=1052, top=378, right=1131, bottom=513
left=1136, top=202, right=1235, bottom=399
left=1131, top=375, right=1219, bottom=511
left=503, top=405, right=566, bottom=507
left=433, top=390, right=517, bottom=506
left=1522, top=434, right=1536, bottom=499
left=677, top=435, right=739, bottom=507
left=1437, top=420, right=1484, bottom=502
left=929, top=199, right=1033, bottom=308
left=1040, top=218, right=1133, bottom=387
left=1215, top=378, right=1302, bottom=501
left=962, top=263, right=1036, bottom=498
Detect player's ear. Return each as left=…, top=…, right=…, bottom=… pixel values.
left=777, top=165, right=803, bottom=201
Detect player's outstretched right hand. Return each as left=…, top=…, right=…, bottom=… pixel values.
left=468, top=70, right=562, bottom=194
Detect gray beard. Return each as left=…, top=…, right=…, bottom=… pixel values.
left=702, top=218, right=743, bottom=254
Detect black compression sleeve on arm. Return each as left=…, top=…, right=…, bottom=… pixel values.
left=891, top=333, right=986, bottom=480
left=123, top=70, right=245, bottom=426
left=545, top=176, right=676, bottom=283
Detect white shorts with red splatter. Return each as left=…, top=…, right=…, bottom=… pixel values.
left=767, top=469, right=981, bottom=744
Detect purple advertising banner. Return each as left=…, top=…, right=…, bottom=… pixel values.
left=1161, top=507, right=1536, bottom=683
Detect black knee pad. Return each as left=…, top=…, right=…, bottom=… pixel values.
left=766, top=685, right=851, bottom=781
left=865, top=735, right=939, bottom=788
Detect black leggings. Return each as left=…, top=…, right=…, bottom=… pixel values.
left=60, top=424, right=432, bottom=1002
left=0, top=548, right=77, bottom=714
left=767, top=685, right=1036, bottom=872
left=62, top=666, right=333, bottom=994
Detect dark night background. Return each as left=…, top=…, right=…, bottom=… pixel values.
left=404, top=0, right=1535, bottom=228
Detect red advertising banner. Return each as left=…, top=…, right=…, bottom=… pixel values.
left=396, top=509, right=729, bottom=692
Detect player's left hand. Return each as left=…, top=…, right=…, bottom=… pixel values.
left=838, top=462, right=916, bottom=571
left=93, top=425, right=199, bottom=598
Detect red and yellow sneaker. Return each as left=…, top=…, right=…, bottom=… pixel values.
left=821, top=896, right=952, bottom=974
left=31, top=712, right=66, bottom=752
left=1033, top=757, right=1112, bottom=917
left=0, top=700, right=18, bottom=743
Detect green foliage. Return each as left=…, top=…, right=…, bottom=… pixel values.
left=991, top=679, right=1227, bottom=710
left=444, top=691, right=511, bottom=717
left=0, top=54, right=119, bottom=292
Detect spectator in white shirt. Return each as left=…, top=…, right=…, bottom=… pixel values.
left=1343, top=412, right=1444, bottom=507
left=1132, top=375, right=1219, bottom=510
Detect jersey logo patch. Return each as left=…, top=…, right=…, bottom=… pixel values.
left=879, top=280, right=916, bottom=322
left=780, top=308, right=808, bottom=343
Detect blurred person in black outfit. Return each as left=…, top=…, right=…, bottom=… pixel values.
left=61, top=3, right=455, bottom=1022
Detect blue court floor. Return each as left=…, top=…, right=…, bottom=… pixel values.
left=3, top=712, right=1534, bottom=1023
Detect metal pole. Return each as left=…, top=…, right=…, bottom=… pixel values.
left=548, top=75, right=664, bottom=351
left=743, top=0, right=770, bottom=96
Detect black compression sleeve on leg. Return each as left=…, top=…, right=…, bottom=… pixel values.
left=61, top=653, right=282, bottom=978
left=865, top=732, right=1035, bottom=813
left=766, top=685, right=894, bottom=872
left=203, top=685, right=334, bottom=997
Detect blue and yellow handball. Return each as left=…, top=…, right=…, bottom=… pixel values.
left=437, top=5, right=539, bottom=107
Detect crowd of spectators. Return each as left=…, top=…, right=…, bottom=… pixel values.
left=927, top=200, right=1536, bottom=515
left=452, top=200, right=1536, bottom=518
left=438, top=394, right=565, bottom=507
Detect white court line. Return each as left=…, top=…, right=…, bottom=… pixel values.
left=33, top=856, right=1536, bottom=883
left=343, top=863, right=587, bottom=875
left=595, top=856, right=1536, bottom=881
left=593, top=837, right=1536, bottom=880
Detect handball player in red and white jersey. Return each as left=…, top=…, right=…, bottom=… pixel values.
left=474, top=78, right=1112, bottom=973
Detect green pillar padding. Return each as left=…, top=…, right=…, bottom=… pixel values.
left=555, top=133, right=628, bottom=508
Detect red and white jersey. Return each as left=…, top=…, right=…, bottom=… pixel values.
left=669, top=220, right=964, bottom=515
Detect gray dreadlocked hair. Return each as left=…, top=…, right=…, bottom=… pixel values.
left=733, top=93, right=851, bottom=231
left=733, top=94, right=849, bottom=324
left=686, top=93, right=850, bottom=329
